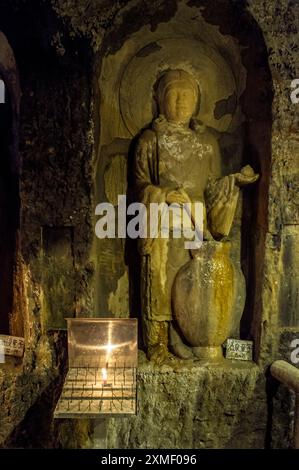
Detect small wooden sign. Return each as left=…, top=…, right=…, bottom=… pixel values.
left=225, top=338, right=253, bottom=361
left=0, top=334, right=25, bottom=360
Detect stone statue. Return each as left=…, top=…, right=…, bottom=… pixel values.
left=134, top=69, right=258, bottom=364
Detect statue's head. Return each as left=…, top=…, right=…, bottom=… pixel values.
left=156, top=69, right=199, bottom=124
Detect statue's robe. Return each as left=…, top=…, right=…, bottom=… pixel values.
left=134, top=115, right=239, bottom=323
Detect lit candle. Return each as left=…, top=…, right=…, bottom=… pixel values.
left=101, top=367, right=108, bottom=385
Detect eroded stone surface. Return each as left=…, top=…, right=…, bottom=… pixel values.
left=106, top=357, right=266, bottom=449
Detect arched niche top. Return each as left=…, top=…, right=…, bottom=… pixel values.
left=120, top=38, right=246, bottom=135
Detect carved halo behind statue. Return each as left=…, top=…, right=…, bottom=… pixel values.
left=119, top=37, right=246, bottom=136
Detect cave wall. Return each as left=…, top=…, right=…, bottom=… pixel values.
left=0, top=0, right=298, bottom=449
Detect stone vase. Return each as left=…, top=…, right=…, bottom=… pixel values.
left=172, top=241, right=245, bottom=361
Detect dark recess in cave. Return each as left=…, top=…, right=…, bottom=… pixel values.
left=0, top=78, right=19, bottom=334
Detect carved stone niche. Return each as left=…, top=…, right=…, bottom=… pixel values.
left=95, top=5, right=272, bottom=362
left=0, top=31, right=22, bottom=337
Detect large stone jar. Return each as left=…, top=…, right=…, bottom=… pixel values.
left=172, top=241, right=245, bottom=361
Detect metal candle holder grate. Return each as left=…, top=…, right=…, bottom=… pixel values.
left=54, top=318, right=138, bottom=418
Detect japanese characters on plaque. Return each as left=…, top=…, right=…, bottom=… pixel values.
left=225, top=339, right=253, bottom=361
left=0, top=335, right=25, bottom=361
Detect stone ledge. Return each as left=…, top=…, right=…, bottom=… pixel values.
left=100, top=352, right=265, bottom=449
left=137, top=350, right=259, bottom=375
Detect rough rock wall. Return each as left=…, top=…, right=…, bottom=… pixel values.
left=247, top=0, right=299, bottom=364
left=0, top=0, right=298, bottom=449
left=0, top=0, right=95, bottom=447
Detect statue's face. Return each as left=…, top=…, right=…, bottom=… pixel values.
left=163, top=81, right=197, bottom=123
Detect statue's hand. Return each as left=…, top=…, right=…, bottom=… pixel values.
left=234, top=165, right=259, bottom=187
left=166, top=188, right=191, bottom=205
